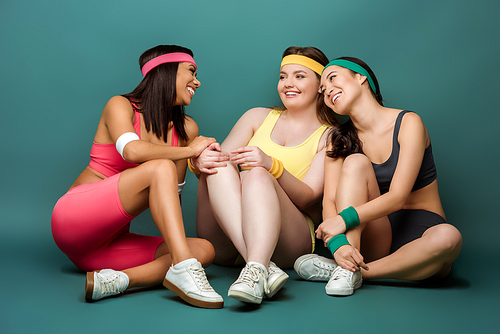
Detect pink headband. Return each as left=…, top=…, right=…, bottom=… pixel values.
left=141, top=52, right=197, bottom=77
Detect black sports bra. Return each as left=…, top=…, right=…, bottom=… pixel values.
left=372, top=111, right=437, bottom=194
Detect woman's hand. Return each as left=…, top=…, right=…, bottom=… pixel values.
left=188, top=135, right=218, bottom=157
left=316, top=215, right=347, bottom=245
left=192, top=143, right=230, bottom=174
left=230, top=146, right=273, bottom=170
left=333, top=245, right=369, bottom=272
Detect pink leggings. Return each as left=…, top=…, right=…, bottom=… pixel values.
left=51, top=173, right=163, bottom=272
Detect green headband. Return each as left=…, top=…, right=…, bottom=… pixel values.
left=322, top=59, right=377, bottom=94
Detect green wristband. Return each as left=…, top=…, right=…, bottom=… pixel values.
left=339, top=206, right=360, bottom=230
left=327, top=234, right=350, bottom=255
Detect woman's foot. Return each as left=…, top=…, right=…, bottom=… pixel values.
left=325, top=266, right=362, bottom=296
left=294, top=254, right=338, bottom=281
left=163, top=260, right=224, bottom=309
left=228, top=263, right=268, bottom=304
left=266, top=262, right=288, bottom=298
left=85, top=269, right=129, bottom=301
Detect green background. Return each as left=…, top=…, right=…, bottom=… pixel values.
left=1, top=0, right=499, bottom=333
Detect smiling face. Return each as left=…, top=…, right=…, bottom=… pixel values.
left=278, top=64, right=320, bottom=110
left=174, top=62, right=200, bottom=106
left=320, top=65, right=364, bottom=114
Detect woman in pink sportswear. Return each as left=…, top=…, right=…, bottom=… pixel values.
left=51, top=45, right=225, bottom=308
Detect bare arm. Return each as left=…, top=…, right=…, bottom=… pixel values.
left=276, top=140, right=328, bottom=211
left=353, top=112, right=427, bottom=224
left=191, top=107, right=269, bottom=174
left=104, top=96, right=216, bottom=163
left=319, top=112, right=428, bottom=236
left=220, top=107, right=271, bottom=152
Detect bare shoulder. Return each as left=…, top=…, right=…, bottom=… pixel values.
left=106, top=95, right=133, bottom=109
left=400, top=111, right=425, bottom=131
left=241, top=107, right=272, bottom=119
left=238, top=107, right=273, bottom=130
left=402, top=110, right=423, bottom=123
left=184, top=116, right=200, bottom=142
left=399, top=110, right=428, bottom=144
left=103, top=95, right=134, bottom=120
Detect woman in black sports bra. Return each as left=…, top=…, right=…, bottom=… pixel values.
left=293, top=57, right=462, bottom=296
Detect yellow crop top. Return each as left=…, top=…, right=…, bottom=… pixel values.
left=242, top=109, right=328, bottom=180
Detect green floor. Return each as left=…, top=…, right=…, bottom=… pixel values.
left=2, top=224, right=498, bottom=334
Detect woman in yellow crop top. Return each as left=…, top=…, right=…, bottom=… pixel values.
left=190, top=46, right=338, bottom=305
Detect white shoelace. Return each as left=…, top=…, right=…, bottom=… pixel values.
left=331, top=266, right=351, bottom=281
left=315, top=260, right=336, bottom=278
left=235, top=265, right=260, bottom=287
left=97, top=273, right=122, bottom=296
left=189, top=266, right=213, bottom=291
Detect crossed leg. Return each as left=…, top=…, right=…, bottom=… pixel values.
left=335, top=154, right=462, bottom=280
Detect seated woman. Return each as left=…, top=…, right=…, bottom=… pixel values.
left=192, top=46, right=338, bottom=304
left=294, top=57, right=462, bottom=296
left=51, top=45, right=224, bottom=308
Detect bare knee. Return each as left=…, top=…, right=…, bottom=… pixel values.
left=242, top=167, right=273, bottom=189
left=341, top=154, right=375, bottom=181
left=423, top=224, right=463, bottom=258
left=188, top=238, right=216, bottom=267
left=340, top=154, right=376, bottom=186
left=142, top=159, right=177, bottom=181
left=152, top=159, right=177, bottom=175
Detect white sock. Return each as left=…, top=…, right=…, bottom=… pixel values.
left=247, top=261, right=268, bottom=276
left=173, top=258, right=198, bottom=270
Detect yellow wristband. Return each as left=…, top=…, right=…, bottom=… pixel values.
left=188, top=158, right=201, bottom=175
left=269, top=157, right=284, bottom=179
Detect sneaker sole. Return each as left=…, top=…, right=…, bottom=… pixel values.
left=228, top=288, right=263, bottom=304
left=163, top=278, right=224, bottom=309
left=325, top=279, right=363, bottom=296
left=265, top=273, right=288, bottom=298
left=84, top=271, right=95, bottom=301
left=294, top=255, right=334, bottom=282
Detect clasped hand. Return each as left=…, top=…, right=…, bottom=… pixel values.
left=315, top=215, right=347, bottom=246
left=230, top=146, right=272, bottom=170
left=192, top=145, right=273, bottom=175
left=191, top=142, right=230, bottom=174
left=316, top=216, right=369, bottom=272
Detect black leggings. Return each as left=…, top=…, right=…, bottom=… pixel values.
left=388, top=209, right=446, bottom=253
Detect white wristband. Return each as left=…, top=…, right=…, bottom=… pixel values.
left=116, top=132, right=140, bottom=159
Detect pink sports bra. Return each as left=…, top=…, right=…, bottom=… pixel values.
left=88, top=104, right=179, bottom=177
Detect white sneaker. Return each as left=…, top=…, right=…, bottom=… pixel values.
left=325, top=266, right=362, bottom=296
left=85, top=269, right=129, bottom=301
left=228, top=263, right=268, bottom=304
left=266, top=261, right=289, bottom=298
left=294, top=254, right=338, bottom=281
left=163, top=261, right=224, bottom=309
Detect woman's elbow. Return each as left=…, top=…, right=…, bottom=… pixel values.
left=296, top=193, right=322, bottom=211
left=122, top=144, right=142, bottom=163
left=387, top=191, right=407, bottom=212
